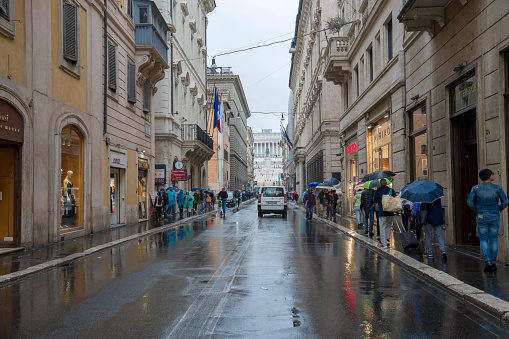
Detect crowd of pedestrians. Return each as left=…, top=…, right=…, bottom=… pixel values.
left=154, top=186, right=219, bottom=221
left=296, top=168, right=508, bottom=273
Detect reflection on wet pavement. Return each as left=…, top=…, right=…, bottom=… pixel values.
left=0, top=204, right=506, bottom=338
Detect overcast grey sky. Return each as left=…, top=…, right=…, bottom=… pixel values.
left=207, top=0, right=299, bottom=133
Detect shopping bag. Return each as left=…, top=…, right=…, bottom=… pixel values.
left=382, top=189, right=402, bottom=213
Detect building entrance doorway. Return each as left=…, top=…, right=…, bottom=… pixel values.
left=451, top=111, right=478, bottom=246
left=110, top=168, right=125, bottom=225
left=0, top=145, right=20, bottom=246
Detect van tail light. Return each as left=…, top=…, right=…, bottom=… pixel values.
left=258, top=194, right=261, bottom=203
left=284, top=194, right=287, bottom=203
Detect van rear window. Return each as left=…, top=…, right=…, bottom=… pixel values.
left=262, top=188, right=284, bottom=197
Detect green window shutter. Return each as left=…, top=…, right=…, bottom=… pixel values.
left=63, top=1, right=78, bottom=63
left=0, top=0, right=9, bottom=21
left=108, top=43, right=117, bottom=91
left=127, top=63, right=136, bottom=103
left=143, top=79, right=150, bottom=113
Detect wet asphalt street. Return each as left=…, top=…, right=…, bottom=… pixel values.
left=0, top=202, right=507, bottom=338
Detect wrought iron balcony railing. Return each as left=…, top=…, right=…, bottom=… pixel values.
left=181, top=124, right=213, bottom=151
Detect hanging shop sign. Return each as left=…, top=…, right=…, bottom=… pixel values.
left=155, top=164, right=166, bottom=184
left=0, top=101, right=24, bottom=143
left=171, top=170, right=187, bottom=181
left=109, top=152, right=127, bottom=168
left=347, top=142, right=357, bottom=155
left=138, top=161, right=150, bottom=170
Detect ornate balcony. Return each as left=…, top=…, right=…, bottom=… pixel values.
left=134, top=1, right=170, bottom=89
left=397, top=0, right=459, bottom=35
left=323, top=36, right=350, bottom=85
left=181, top=124, right=214, bottom=163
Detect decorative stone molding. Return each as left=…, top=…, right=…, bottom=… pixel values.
left=189, top=19, right=197, bottom=33
left=136, top=51, right=167, bottom=89
left=196, top=35, right=203, bottom=47
left=181, top=71, right=190, bottom=86
left=189, top=82, right=198, bottom=96
left=180, top=1, right=189, bottom=16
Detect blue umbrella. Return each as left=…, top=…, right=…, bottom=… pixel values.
left=308, top=182, right=321, bottom=187
left=400, top=180, right=444, bottom=203
left=324, top=177, right=340, bottom=186
left=192, top=188, right=207, bottom=191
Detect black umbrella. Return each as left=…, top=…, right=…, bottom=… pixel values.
left=361, top=171, right=397, bottom=182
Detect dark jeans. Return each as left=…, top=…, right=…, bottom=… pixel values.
left=179, top=205, right=184, bottom=217
left=155, top=206, right=163, bottom=220
left=306, top=204, right=314, bottom=220
left=364, top=208, right=374, bottom=233
left=375, top=211, right=380, bottom=237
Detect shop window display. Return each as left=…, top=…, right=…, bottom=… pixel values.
left=138, top=170, right=148, bottom=219
left=409, top=104, right=428, bottom=181
left=60, top=126, right=83, bottom=230
left=368, top=119, right=392, bottom=173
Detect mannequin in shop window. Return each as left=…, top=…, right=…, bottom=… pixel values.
left=62, top=170, right=76, bottom=219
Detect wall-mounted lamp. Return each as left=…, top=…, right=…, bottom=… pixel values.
left=210, top=57, right=217, bottom=70
left=384, top=113, right=389, bottom=118
left=367, top=124, right=374, bottom=129
left=410, top=94, right=419, bottom=101
left=281, top=113, right=285, bottom=121
left=289, top=39, right=296, bottom=54
left=453, top=61, right=466, bottom=73
left=172, top=110, right=179, bottom=115
left=182, top=117, right=187, bottom=122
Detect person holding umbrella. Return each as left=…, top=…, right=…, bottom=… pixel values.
left=400, top=180, right=447, bottom=258
left=373, top=178, right=396, bottom=248
left=467, top=169, right=509, bottom=272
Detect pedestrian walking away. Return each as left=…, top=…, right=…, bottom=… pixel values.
left=303, top=188, right=316, bottom=220
left=360, top=187, right=376, bottom=237
left=177, top=189, right=185, bottom=218
left=183, top=191, right=194, bottom=217
left=420, top=198, right=447, bottom=259
left=467, top=168, right=509, bottom=272
left=373, top=179, right=396, bottom=248
left=353, top=187, right=363, bottom=228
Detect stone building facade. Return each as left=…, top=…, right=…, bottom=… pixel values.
left=253, top=130, right=284, bottom=187
left=0, top=0, right=168, bottom=248
left=153, top=0, right=216, bottom=192
left=399, top=0, right=509, bottom=261
left=289, top=0, right=342, bottom=198
left=246, top=126, right=255, bottom=189
left=322, top=0, right=406, bottom=216
left=206, top=66, right=251, bottom=191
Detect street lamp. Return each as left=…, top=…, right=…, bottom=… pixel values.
left=211, top=57, right=218, bottom=70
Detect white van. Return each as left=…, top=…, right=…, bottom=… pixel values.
left=257, top=186, right=287, bottom=218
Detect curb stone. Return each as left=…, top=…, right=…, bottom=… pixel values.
left=292, top=203, right=509, bottom=325
left=0, top=209, right=219, bottom=287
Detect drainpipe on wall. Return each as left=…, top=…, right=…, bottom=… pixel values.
left=103, top=0, right=108, bottom=135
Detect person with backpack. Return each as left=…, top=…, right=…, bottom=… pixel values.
left=373, top=179, right=396, bottom=248
left=360, top=187, right=376, bottom=237
left=303, top=188, right=316, bottom=220
left=318, top=189, right=330, bottom=218
left=467, top=168, right=509, bottom=272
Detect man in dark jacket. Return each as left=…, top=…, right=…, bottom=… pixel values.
left=421, top=198, right=447, bottom=259
left=373, top=179, right=396, bottom=247
left=360, top=188, right=375, bottom=236
left=303, top=189, right=316, bottom=220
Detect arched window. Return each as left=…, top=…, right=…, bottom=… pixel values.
left=60, top=125, right=83, bottom=230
